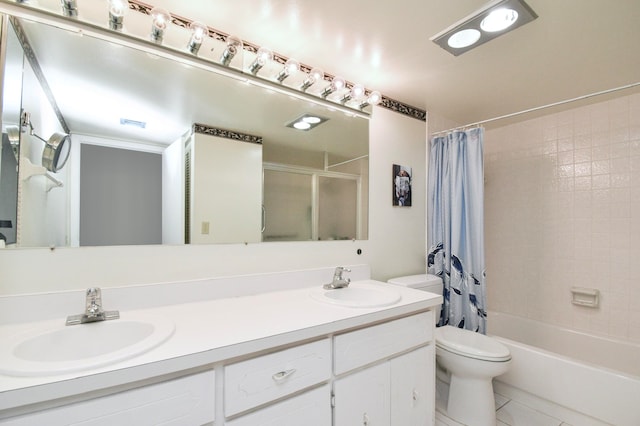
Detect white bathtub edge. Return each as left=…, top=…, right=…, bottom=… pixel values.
left=493, top=336, right=639, bottom=426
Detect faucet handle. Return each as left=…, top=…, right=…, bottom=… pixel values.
left=334, top=266, right=351, bottom=280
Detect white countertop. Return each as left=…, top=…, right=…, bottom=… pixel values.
left=0, top=279, right=441, bottom=413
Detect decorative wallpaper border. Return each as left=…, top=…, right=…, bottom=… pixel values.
left=193, top=123, right=263, bottom=145
left=127, top=0, right=426, bottom=122
left=9, top=17, right=70, bottom=134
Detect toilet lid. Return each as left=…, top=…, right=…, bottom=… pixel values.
left=435, top=326, right=511, bottom=361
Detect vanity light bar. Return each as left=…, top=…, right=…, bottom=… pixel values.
left=0, top=1, right=371, bottom=120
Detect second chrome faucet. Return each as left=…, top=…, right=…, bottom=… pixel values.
left=323, top=266, right=351, bottom=289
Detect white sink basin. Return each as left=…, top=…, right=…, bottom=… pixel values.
left=309, top=280, right=401, bottom=308
left=0, top=313, right=175, bottom=377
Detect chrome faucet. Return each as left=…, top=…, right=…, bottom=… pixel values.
left=66, top=287, right=120, bottom=326
left=323, top=267, right=351, bottom=289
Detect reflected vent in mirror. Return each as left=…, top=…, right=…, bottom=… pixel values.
left=286, top=114, right=328, bottom=131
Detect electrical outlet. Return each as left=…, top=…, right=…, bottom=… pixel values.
left=201, top=221, right=210, bottom=234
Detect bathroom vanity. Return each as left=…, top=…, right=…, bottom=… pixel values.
left=0, top=266, right=441, bottom=425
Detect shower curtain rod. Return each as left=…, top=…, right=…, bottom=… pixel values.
left=431, top=81, right=640, bottom=136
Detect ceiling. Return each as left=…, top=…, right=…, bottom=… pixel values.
left=6, top=0, right=640, bottom=136
left=144, top=0, right=640, bottom=126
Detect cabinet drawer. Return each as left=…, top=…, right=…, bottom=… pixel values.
left=334, top=311, right=433, bottom=375
left=1, top=371, right=215, bottom=426
left=224, top=338, right=331, bottom=416
left=226, top=385, right=331, bottom=426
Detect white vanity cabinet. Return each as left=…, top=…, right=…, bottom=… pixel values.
left=0, top=290, right=439, bottom=426
left=333, top=312, right=435, bottom=426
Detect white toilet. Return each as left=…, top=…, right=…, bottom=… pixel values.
left=388, top=274, right=511, bottom=426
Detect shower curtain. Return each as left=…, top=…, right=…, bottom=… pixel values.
left=427, top=128, right=486, bottom=333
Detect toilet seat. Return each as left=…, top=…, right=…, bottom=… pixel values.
left=435, top=326, right=511, bottom=362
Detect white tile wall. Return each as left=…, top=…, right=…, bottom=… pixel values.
left=485, top=91, right=640, bottom=344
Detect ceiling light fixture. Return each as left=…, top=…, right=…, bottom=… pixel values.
left=286, top=114, right=329, bottom=131
left=300, top=67, right=324, bottom=92
left=248, top=46, right=273, bottom=75
left=14, top=0, right=381, bottom=118
left=321, top=75, right=345, bottom=98
left=430, top=0, right=537, bottom=56
left=149, top=7, right=171, bottom=44
left=359, top=91, right=382, bottom=109
left=341, top=84, right=365, bottom=104
left=276, top=58, right=300, bottom=83
left=108, top=0, right=127, bottom=31
left=220, top=35, right=243, bottom=66
left=187, top=21, right=208, bottom=55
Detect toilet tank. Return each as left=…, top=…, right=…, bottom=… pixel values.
left=387, top=274, right=443, bottom=294
left=387, top=274, right=443, bottom=322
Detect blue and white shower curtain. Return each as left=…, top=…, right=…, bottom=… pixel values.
left=427, top=128, right=487, bottom=333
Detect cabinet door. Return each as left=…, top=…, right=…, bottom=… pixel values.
left=390, top=345, right=434, bottom=426
left=334, top=362, right=390, bottom=426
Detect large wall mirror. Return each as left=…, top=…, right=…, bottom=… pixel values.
left=0, top=5, right=369, bottom=248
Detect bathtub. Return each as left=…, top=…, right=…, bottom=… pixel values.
left=488, top=311, right=640, bottom=426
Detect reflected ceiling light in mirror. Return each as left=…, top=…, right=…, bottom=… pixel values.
left=108, top=0, right=127, bottom=31
left=341, top=84, right=365, bottom=104
left=286, top=114, right=328, bottom=131
left=430, top=0, right=537, bottom=56
left=276, top=58, right=300, bottom=83
left=150, top=7, right=171, bottom=44
left=187, top=21, right=208, bottom=54
left=321, top=75, right=345, bottom=98
left=359, top=91, right=382, bottom=109
left=61, top=0, right=78, bottom=17
left=300, top=67, right=324, bottom=91
left=220, top=35, right=243, bottom=66
left=249, top=46, right=273, bottom=74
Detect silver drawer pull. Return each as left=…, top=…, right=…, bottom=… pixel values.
left=272, top=368, right=296, bottom=381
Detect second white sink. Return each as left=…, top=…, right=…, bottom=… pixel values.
left=0, top=313, right=175, bottom=377
left=309, top=280, right=402, bottom=308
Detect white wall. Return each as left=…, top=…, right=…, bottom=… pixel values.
left=0, top=106, right=427, bottom=295
left=485, top=91, right=640, bottom=344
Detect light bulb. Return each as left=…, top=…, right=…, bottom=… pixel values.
left=276, top=58, right=300, bottom=83
left=301, top=67, right=324, bottom=91
left=108, top=0, right=127, bottom=30
left=249, top=47, right=273, bottom=75
left=220, top=35, right=243, bottom=66
left=360, top=90, right=382, bottom=109
left=481, top=8, right=519, bottom=32
left=187, top=21, right=208, bottom=54
left=341, top=83, right=365, bottom=104
left=150, top=7, right=171, bottom=44
left=321, top=75, right=345, bottom=98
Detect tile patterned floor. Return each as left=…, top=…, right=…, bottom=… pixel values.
left=435, top=379, right=572, bottom=426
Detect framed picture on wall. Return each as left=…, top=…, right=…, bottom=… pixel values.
left=392, top=164, right=412, bottom=207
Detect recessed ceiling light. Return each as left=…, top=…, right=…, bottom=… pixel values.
left=430, top=0, right=537, bottom=56
left=447, top=29, right=481, bottom=49
left=481, top=8, right=519, bottom=32
left=302, top=116, right=322, bottom=124
left=293, top=121, right=311, bottom=130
